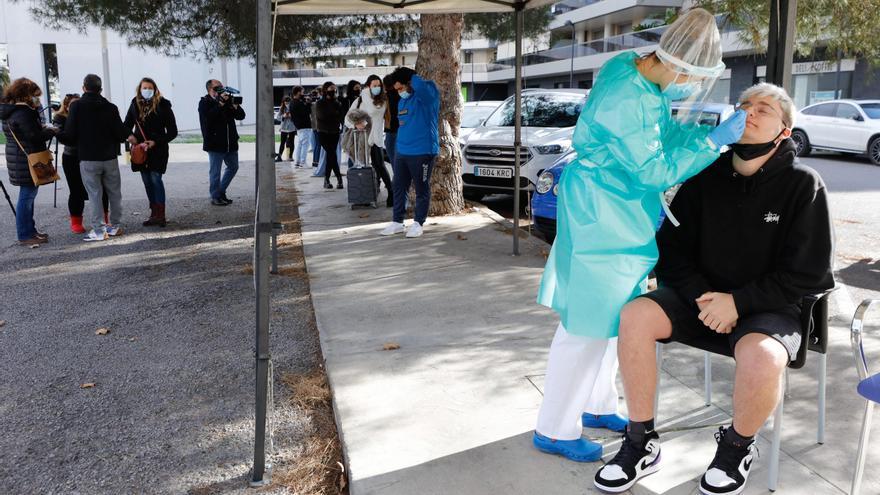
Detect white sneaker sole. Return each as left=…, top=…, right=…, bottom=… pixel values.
left=380, top=229, right=405, bottom=236
left=699, top=480, right=747, bottom=495
left=594, top=457, right=661, bottom=493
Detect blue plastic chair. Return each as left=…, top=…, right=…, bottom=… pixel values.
left=850, top=299, right=880, bottom=495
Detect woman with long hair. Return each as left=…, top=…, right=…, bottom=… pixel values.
left=123, top=77, right=178, bottom=227
left=313, top=81, right=345, bottom=189
left=0, top=78, right=57, bottom=245
left=275, top=95, right=296, bottom=163
left=53, top=93, right=108, bottom=233
left=344, top=74, right=393, bottom=206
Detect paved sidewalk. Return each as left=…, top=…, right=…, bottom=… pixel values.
left=294, top=163, right=876, bottom=495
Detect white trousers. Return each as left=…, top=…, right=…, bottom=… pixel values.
left=535, top=323, right=620, bottom=440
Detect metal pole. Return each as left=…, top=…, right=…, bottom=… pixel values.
left=766, top=0, right=797, bottom=94
left=251, top=0, right=273, bottom=486
left=512, top=5, right=524, bottom=256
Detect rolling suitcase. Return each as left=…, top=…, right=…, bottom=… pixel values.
left=346, top=129, right=378, bottom=209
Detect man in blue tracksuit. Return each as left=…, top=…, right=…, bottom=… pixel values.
left=379, top=67, right=439, bottom=239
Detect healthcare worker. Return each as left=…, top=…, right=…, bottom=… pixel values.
left=532, top=8, right=747, bottom=466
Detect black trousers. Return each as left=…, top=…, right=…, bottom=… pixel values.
left=278, top=131, right=295, bottom=157
left=62, top=153, right=107, bottom=217
left=318, top=132, right=342, bottom=181
left=371, top=144, right=392, bottom=191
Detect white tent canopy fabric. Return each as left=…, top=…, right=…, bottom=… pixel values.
left=275, top=0, right=555, bottom=15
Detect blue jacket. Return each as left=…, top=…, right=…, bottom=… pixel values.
left=396, top=75, right=439, bottom=156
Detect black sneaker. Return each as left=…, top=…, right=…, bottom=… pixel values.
left=699, top=427, right=756, bottom=495
left=211, top=198, right=228, bottom=206
left=594, top=431, right=661, bottom=493
left=221, top=194, right=233, bottom=205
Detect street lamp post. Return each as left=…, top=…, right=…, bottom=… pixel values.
left=566, top=20, right=575, bottom=88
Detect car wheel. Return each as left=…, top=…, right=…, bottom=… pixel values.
left=791, top=130, right=811, bottom=157
left=869, top=137, right=880, bottom=166
left=463, top=190, right=485, bottom=202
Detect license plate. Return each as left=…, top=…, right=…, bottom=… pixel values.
left=474, top=167, right=513, bottom=178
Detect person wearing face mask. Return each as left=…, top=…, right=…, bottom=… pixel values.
left=344, top=74, right=393, bottom=207
left=529, top=8, right=748, bottom=477
left=290, top=86, right=313, bottom=168
left=199, top=78, right=246, bottom=206
left=379, top=66, right=440, bottom=238
left=313, top=81, right=346, bottom=189
left=343, top=80, right=362, bottom=112
left=612, top=83, right=834, bottom=495
left=123, top=77, right=178, bottom=227
left=0, top=78, right=57, bottom=245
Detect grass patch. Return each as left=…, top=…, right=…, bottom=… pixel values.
left=0, top=134, right=5, bottom=145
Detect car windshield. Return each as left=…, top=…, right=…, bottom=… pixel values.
left=671, top=109, right=721, bottom=127
left=859, top=103, right=880, bottom=119
left=484, top=93, right=586, bottom=128
left=461, top=105, right=498, bottom=128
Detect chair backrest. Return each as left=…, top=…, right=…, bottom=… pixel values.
left=851, top=299, right=880, bottom=381
left=790, top=292, right=832, bottom=369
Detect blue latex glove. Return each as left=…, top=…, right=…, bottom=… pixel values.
left=708, top=109, right=747, bottom=148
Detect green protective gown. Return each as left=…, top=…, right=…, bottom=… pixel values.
left=537, top=51, right=720, bottom=338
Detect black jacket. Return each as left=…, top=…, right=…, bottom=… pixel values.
left=124, top=97, right=178, bottom=174
left=655, top=139, right=835, bottom=317
left=0, top=103, right=54, bottom=187
left=51, top=113, right=77, bottom=157
left=198, top=95, right=245, bottom=153
left=313, top=98, right=345, bottom=134
left=290, top=97, right=312, bottom=130
left=57, top=92, right=130, bottom=161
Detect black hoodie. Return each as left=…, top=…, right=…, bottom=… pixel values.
left=655, top=139, right=835, bottom=316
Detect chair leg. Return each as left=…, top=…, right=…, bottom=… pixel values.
left=784, top=368, right=791, bottom=399
left=817, top=353, right=827, bottom=444
left=852, top=400, right=874, bottom=495
left=768, top=378, right=785, bottom=492
left=704, top=351, right=712, bottom=406
left=654, top=343, right=662, bottom=420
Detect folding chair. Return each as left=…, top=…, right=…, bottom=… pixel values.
left=850, top=299, right=880, bottom=495
left=655, top=291, right=834, bottom=492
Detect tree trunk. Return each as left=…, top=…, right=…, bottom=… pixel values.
left=415, top=14, right=466, bottom=217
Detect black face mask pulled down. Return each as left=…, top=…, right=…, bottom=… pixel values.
left=730, top=130, right=785, bottom=160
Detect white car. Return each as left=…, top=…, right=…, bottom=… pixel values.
left=792, top=99, right=880, bottom=165
left=460, top=89, right=589, bottom=201
left=459, top=100, right=503, bottom=142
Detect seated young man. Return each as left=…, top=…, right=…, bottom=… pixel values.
left=593, top=83, right=835, bottom=495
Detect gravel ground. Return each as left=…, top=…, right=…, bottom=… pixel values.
left=0, top=158, right=323, bottom=494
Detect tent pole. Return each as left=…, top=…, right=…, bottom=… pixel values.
left=251, top=0, right=273, bottom=486
left=512, top=3, right=524, bottom=256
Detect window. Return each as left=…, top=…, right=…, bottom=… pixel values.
left=484, top=93, right=587, bottom=128
left=376, top=57, right=391, bottom=67
left=835, top=103, right=861, bottom=120
left=345, top=58, right=366, bottom=68
left=803, top=103, right=836, bottom=117
left=464, top=51, right=473, bottom=64
left=41, top=44, right=60, bottom=116
left=859, top=103, right=880, bottom=119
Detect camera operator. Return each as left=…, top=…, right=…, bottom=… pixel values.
left=198, top=79, right=245, bottom=206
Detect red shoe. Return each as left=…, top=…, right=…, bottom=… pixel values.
left=70, top=215, right=86, bottom=234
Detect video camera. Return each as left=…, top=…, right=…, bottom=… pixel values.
left=214, top=85, right=243, bottom=105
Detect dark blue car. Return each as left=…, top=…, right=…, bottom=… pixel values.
left=530, top=103, right=735, bottom=243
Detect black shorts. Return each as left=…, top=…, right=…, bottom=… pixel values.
left=640, top=287, right=802, bottom=362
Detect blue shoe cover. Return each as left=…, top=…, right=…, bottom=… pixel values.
left=582, top=413, right=628, bottom=432
left=532, top=432, right=602, bottom=462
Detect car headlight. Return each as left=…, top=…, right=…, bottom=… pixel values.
left=535, top=144, right=568, bottom=155
left=536, top=171, right=555, bottom=194
left=552, top=184, right=559, bottom=196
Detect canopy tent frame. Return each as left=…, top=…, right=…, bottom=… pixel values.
left=250, top=0, right=800, bottom=486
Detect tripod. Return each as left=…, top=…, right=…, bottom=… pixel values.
left=0, top=178, right=14, bottom=216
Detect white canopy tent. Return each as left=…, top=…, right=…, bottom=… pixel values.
left=251, top=0, right=554, bottom=485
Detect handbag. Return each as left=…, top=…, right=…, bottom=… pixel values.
left=9, top=127, right=58, bottom=186
left=130, top=120, right=150, bottom=167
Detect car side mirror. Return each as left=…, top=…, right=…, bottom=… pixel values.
left=853, top=115, right=864, bottom=122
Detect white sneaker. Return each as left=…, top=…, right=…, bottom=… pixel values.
left=83, top=229, right=108, bottom=242
left=380, top=222, right=405, bottom=236
left=105, top=225, right=123, bottom=237
left=405, top=222, right=423, bottom=238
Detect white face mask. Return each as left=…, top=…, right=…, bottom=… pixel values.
left=32, top=96, right=41, bottom=107
left=141, top=88, right=155, bottom=100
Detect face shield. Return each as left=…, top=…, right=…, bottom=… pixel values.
left=655, top=8, right=726, bottom=125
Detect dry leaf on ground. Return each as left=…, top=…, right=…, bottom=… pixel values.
left=95, top=328, right=110, bottom=336
left=358, top=213, right=370, bottom=218
left=382, top=342, right=401, bottom=351
left=456, top=234, right=467, bottom=241
left=80, top=383, right=96, bottom=389
left=0, top=320, right=6, bottom=327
